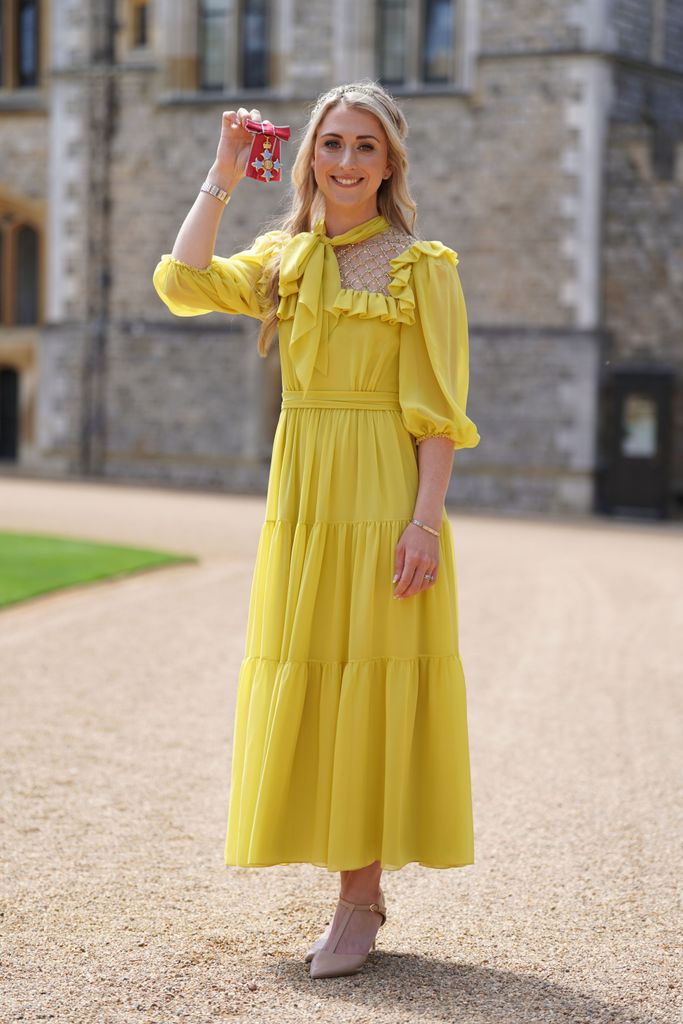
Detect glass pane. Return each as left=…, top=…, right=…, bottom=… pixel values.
left=377, top=0, right=406, bottom=85
left=16, top=225, right=38, bottom=324
left=621, top=393, right=658, bottom=458
left=0, top=7, right=4, bottom=88
left=134, top=3, right=149, bottom=47
left=18, top=0, right=38, bottom=87
left=242, top=0, right=268, bottom=87
left=199, top=0, right=228, bottom=89
left=422, top=0, right=454, bottom=83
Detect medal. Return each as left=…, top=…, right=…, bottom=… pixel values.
left=244, top=118, right=291, bottom=183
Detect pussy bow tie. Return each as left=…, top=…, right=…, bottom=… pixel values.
left=277, top=215, right=389, bottom=393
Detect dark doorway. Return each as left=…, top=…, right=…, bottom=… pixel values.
left=597, top=364, right=675, bottom=519
left=0, top=366, right=19, bottom=460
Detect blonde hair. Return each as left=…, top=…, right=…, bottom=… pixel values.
left=255, top=81, right=418, bottom=358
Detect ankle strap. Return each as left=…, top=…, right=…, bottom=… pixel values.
left=338, top=895, right=387, bottom=926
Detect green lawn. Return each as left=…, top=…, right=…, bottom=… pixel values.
left=0, top=531, right=198, bottom=609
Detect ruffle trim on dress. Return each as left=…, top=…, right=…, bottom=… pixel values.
left=415, top=431, right=458, bottom=446
left=276, top=238, right=460, bottom=329
left=224, top=652, right=475, bottom=872
left=162, top=254, right=214, bottom=274
left=331, top=287, right=412, bottom=325
left=385, top=240, right=459, bottom=325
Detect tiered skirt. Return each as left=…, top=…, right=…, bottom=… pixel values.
left=224, top=390, right=474, bottom=872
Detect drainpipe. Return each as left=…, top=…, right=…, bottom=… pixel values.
left=80, top=0, right=118, bottom=475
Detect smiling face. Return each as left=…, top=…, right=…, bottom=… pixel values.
left=311, top=103, right=393, bottom=224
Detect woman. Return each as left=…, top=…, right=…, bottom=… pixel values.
left=153, top=81, right=481, bottom=980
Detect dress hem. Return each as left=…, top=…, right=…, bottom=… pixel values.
left=224, top=857, right=474, bottom=872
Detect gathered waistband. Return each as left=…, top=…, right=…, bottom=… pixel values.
left=281, top=389, right=401, bottom=411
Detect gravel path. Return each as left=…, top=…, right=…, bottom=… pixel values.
left=1, top=477, right=681, bottom=1024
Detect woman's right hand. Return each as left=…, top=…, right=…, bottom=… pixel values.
left=213, top=107, right=262, bottom=185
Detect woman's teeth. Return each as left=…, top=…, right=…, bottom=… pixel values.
left=333, top=176, right=361, bottom=186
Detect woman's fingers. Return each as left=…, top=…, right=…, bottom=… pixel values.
left=394, top=564, right=437, bottom=598
left=234, top=106, right=261, bottom=125
left=221, top=108, right=260, bottom=131
left=393, top=554, right=438, bottom=598
left=214, top=107, right=264, bottom=181
left=393, top=547, right=404, bottom=587
left=393, top=523, right=440, bottom=599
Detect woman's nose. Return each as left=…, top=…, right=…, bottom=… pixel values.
left=337, top=148, right=357, bottom=169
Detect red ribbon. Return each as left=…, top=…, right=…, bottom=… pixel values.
left=244, top=119, right=291, bottom=183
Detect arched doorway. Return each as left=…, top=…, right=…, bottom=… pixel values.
left=0, top=366, right=19, bottom=460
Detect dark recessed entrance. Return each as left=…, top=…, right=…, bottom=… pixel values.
left=0, top=366, right=19, bottom=460
left=597, top=364, right=675, bottom=519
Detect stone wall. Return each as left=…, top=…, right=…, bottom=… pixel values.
left=48, top=0, right=606, bottom=512
left=2, top=0, right=680, bottom=515
left=447, top=326, right=601, bottom=514
left=34, top=325, right=89, bottom=474
left=479, top=0, right=582, bottom=52
left=602, top=61, right=683, bottom=496
left=102, top=319, right=272, bottom=491
left=132, top=36, right=602, bottom=511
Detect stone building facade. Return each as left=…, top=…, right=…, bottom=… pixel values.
left=0, top=0, right=681, bottom=516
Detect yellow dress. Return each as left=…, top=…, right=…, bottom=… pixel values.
left=153, top=213, right=481, bottom=872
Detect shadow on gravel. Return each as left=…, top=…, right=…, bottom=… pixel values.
left=265, top=951, right=668, bottom=1024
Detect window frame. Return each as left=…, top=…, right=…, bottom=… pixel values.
left=0, top=203, right=42, bottom=327
left=238, top=0, right=271, bottom=90
left=128, top=0, right=151, bottom=50
left=0, top=0, right=42, bottom=90
left=197, top=0, right=231, bottom=91
left=197, top=0, right=272, bottom=93
left=376, top=0, right=464, bottom=91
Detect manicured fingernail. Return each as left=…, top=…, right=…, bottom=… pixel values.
left=392, top=574, right=399, bottom=583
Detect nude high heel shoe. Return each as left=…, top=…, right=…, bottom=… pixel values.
left=308, top=888, right=387, bottom=979
left=304, top=885, right=386, bottom=964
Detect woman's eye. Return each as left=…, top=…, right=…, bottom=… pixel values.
left=322, top=140, right=374, bottom=151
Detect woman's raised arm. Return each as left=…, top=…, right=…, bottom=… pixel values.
left=170, top=107, right=261, bottom=269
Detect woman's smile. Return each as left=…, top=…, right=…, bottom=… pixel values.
left=331, top=175, right=363, bottom=187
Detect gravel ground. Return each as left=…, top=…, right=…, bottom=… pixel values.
left=1, top=476, right=681, bottom=1024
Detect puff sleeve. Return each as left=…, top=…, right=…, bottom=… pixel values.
left=152, top=229, right=290, bottom=320
left=398, top=245, right=481, bottom=451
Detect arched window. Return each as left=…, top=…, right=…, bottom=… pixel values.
left=0, top=206, right=41, bottom=326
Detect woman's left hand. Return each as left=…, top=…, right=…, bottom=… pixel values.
left=393, top=522, right=440, bottom=599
